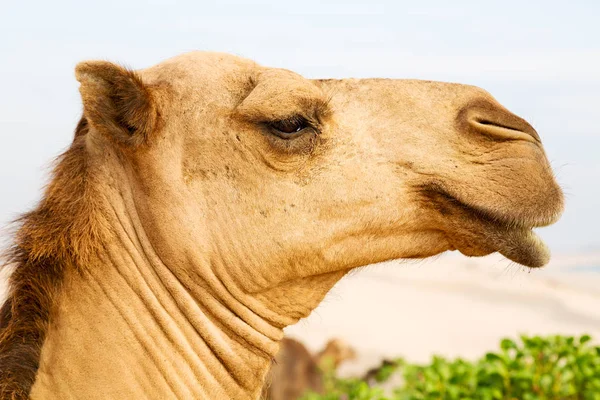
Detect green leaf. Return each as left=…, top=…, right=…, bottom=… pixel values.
left=580, top=334, right=592, bottom=345
left=501, top=338, right=517, bottom=351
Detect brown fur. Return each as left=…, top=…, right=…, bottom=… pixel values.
left=262, top=338, right=356, bottom=400
left=0, top=118, right=102, bottom=399
left=75, top=62, right=158, bottom=146
left=262, top=338, right=322, bottom=400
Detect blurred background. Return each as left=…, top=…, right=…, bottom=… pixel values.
left=1, top=0, right=600, bottom=396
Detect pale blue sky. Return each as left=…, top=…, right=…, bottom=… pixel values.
left=1, top=0, right=598, bottom=253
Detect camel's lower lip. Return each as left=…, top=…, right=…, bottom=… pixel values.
left=457, top=227, right=550, bottom=268
left=497, top=228, right=550, bottom=268
left=426, top=188, right=551, bottom=268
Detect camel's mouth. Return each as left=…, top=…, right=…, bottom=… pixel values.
left=426, top=188, right=553, bottom=268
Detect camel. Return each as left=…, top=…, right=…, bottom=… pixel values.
left=261, top=337, right=356, bottom=400
left=261, top=338, right=321, bottom=400
left=0, top=51, right=563, bottom=399
left=314, top=338, right=357, bottom=371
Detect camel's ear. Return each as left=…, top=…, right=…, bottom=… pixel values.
left=75, top=61, right=157, bottom=146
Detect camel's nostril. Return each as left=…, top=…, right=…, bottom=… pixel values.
left=472, top=116, right=541, bottom=143
left=458, top=99, right=541, bottom=144
left=478, top=119, right=523, bottom=132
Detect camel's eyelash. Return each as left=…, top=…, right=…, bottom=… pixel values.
left=260, top=117, right=320, bottom=155
left=265, top=115, right=317, bottom=138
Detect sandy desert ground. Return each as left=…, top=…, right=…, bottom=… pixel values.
left=1, top=251, right=599, bottom=377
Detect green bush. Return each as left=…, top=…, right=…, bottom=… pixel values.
left=300, top=335, right=600, bottom=400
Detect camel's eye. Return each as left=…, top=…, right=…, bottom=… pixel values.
left=269, top=116, right=310, bottom=139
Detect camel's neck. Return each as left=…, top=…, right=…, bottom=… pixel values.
left=29, top=180, right=282, bottom=400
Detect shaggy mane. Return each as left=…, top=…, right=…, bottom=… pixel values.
left=0, top=118, right=102, bottom=399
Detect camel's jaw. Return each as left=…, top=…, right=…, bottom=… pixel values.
left=425, top=187, right=561, bottom=268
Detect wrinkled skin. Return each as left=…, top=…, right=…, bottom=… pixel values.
left=27, top=52, right=562, bottom=399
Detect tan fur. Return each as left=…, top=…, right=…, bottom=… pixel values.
left=0, top=51, right=563, bottom=399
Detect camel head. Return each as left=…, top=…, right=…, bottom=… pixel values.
left=76, top=52, right=563, bottom=326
